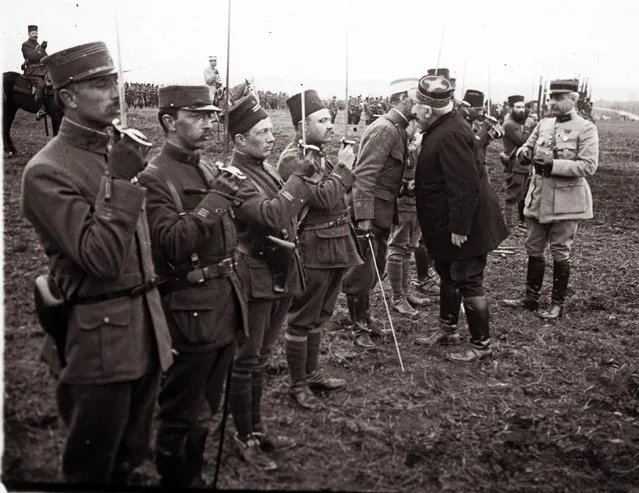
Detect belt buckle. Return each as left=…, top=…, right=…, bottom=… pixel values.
left=218, top=258, right=235, bottom=276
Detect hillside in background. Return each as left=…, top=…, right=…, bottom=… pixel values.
left=596, top=101, right=639, bottom=115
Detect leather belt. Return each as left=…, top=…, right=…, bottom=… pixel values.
left=301, top=215, right=350, bottom=231
left=236, top=243, right=262, bottom=258
left=74, top=276, right=160, bottom=305
left=158, top=257, right=236, bottom=295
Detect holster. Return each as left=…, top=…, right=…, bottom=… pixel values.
left=262, top=245, right=291, bottom=293
left=33, top=275, right=70, bottom=368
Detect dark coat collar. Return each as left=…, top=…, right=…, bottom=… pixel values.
left=160, top=141, right=200, bottom=166
left=385, top=108, right=410, bottom=129
left=424, top=109, right=457, bottom=135
left=58, top=117, right=110, bottom=154
left=231, top=149, right=264, bottom=167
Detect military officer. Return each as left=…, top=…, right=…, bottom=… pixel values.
left=222, top=93, right=317, bottom=470
left=501, top=94, right=536, bottom=232
left=386, top=119, right=430, bottom=316
left=21, top=25, right=49, bottom=118
left=203, top=55, right=222, bottom=101
left=412, top=75, right=508, bottom=362
left=277, top=90, right=361, bottom=410
left=328, top=95, right=339, bottom=124
left=503, top=79, right=599, bottom=319
left=342, top=78, right=418, bottom=349
left=21, top=41, right=173, bottom=484
left=137, top=85, right=248, bottom=487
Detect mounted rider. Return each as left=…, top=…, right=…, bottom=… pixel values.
left=21, top=25, right=48, bottom=119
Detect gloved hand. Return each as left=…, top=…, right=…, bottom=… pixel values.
left=518, top=146, right=533, bottom=165
left=357, top=219, right=373, bottom=233
left=108, top=135, right=146, bottom=180
left=533, top=154, right=554, bottom=177
left=41, top=41, right=48, bottom=50
left=291, top=151, right=317, bottom=178
left=337, top=142, right=356, bottom=170
left=399, top=179, right=416, bottom=198
left=211, top=162, right=246, bottom=198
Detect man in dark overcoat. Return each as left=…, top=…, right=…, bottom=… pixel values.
left=412, top=75, right=508, bottom=362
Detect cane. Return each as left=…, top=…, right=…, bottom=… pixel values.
left=366, top=234, right=405, bottom=372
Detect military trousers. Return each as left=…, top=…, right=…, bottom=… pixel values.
left=504, top=172, right=530, bottom=206
left=525, top=218, right=579, bottom=261
left=229, top=296, right=293, bottom=438
left=434, top=254, right=488, bottom=299
left=288, top=267, right=347, bottom=330
left=26, top=74, right=45, bottom=105
left=56, top=369, right=161, bottom=484
left=342, top=226, right=390, bottom=296
left=155, top=341, right=235, bottom=462
left=387, top=212, right=421, bottom=263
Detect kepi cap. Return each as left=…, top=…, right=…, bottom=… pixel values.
left=43, top=41, right=118, bottom=90
left=508, top=94, right=525, bottom=106
left=159, top=85, right=220, bottom=111
left=412, top=75, right=452, bottom=108
left=223, top=93, right=269, bottom=137
left=208, top=55, right=217, bottom=61
left=549, top=79, right=579, bottom=95
left=28, top=25, right=38, bottom=33
left=286, top=89, right=326, bottom=125
left=463, top=89, right=484, bottom=108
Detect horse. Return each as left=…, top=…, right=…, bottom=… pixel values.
left=3, top=71, right=64, bottom=156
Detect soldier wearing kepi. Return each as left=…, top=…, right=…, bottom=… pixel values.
left=137, top=85, right=248, bottom=487
left=20, top=41, right=173, bottom=484
left=503, top=79, right=599, bottom=319
left=223, top=93, right=318, bottom=470
left=412, top=75, right=508, bottom=362
left=277, top=90, right=362, bottom=410
left=21, top=25, right=49, bottom=119
left=501, top=94, right=536, bottom=232
left=203, top=55, right=222, bottom=103
left=342, top=78, right=417, bottom=349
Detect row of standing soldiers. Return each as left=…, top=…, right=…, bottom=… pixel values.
left=124, top=82, right=159, bottom=109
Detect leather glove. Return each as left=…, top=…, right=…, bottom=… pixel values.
left=398, top=179, right=416, bottom=198
left=518, top=146, right=533, bottom=165
left=533, top=154, right=554, bottom=177
left=108, top=135, right=146, bottom=180
left=291, top=151, right=317, bottom=178
left=356, top=219, right=373, bottom=233
left=337, top=142, right=356, bottom=170
left=41, top=41, right=48, bottom=50
left=211, top=162, right=246, bottom=199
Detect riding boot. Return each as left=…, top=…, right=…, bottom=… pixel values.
left=414, top=244, right=430, bottom=282
left=447, top=296, right=492, bottom=362
left=349, top=294, right=375, bottom=349
left=388, top=259, right=417, bottom=316
left=502, top=256, right=544, bottom=311
left=364, top=294, right=389, bottom=337
left=403, top=259, right=429, bottom=307
left=415, top=283, right=461, bottom=346
left=537, top=260, right=570, bottom=320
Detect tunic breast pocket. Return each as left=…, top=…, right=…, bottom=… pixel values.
left=555, top=140, right=578, bottom=160
left=168, top=287, right=219, bottom=344
left=553, top=179, right=586, bottom=214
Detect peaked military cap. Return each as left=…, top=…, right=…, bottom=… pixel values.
left=224, top=93, right=269, bottom=137
left=43, top=41, right=118, bottom=90
left=549, top=79, right=579, bottom=94
left=463, top=89, right=485, bottom=108
left=159, top=85, right=220, bottom=111
left=209, top=55, right=217, bottom=61
left=414, top=75, right=452, bottom=108
left=28, top=25, right=38, bottom=33
left=388, top=78, right=419, bottom=97
left=286, top=89, right=326, bottom=125
left=508, top=94, right=525, bottom=106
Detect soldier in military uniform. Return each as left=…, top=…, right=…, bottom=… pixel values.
left=412, top=75, right=508, bottom=362
left=21, top=25, right=49, bottom=118
left=503, top=79, right=599, bottom=320
left=222, top=93, right=318, bottom=470
left=137, top=86, right=248, bottom=487
left=277, top=90, right=361, bottom=410
left=203, top=55, right=222, bottom=103
left=21, top=41, right=173, bottom=484
left=328, top=95, right=339, bottom=124
left=386, top=119, right=429, bottom=316
left=342, top=78, right=418, bottom=349
left=501, top=94, right=536, bottom=232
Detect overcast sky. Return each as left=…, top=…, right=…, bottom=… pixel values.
left=2, top=0, right=638, bottom=101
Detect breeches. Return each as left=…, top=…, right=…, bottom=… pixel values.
left=342, top=227, right=390, bottom=295
left=56, top=370, right=161, bottom=483
left=387, top=213, right=421, bottom=262
left=525, top=218, right=579, bottom=261
left=288, top=267, right=347, bottom=330
left=504, top=172, right=530, bottom=206
left=434, top=255, right=488, bottom=299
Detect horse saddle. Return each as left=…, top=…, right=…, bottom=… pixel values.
left=13, top=75, right=34, bottom=96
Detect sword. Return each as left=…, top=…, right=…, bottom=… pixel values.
left=366, top=234, right=405, bottom=372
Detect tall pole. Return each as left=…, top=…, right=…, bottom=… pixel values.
left=113, top=0, right=127, bottom=128
left=487, top=63, right=492, bottom=115
left=435, top=20, right=446, bottom=73
left=344, top=27, right=349, bottom=137
left=223, top=0, right=231, bottom=154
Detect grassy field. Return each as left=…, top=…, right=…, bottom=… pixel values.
left=3, top=109, right=639, bottom=492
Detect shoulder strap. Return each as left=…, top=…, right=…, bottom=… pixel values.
left=144, top=163, right=184, bottom=214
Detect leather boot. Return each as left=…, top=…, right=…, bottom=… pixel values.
left=537, top=260, right=570, bottom=320
left=403, top=259, right=429, bottom=307
left=440, top=282, right=462, bottom=327
left=307, top=369, right=346, bottom=392
left=502, top=256, right=544, bottom=311
left=447, top=296, right=492, bottom=362
left=290, top=382, right=322, bottom=410
left=388, top=259, right=418, bottom=316
left=414, top=244, right=430, bottom=282
left=350, top=294, right=376, bottom=349
left=364, top=295, right=390, bottom=337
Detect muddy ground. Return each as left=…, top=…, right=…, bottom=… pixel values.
left=3, top=109, right=639, bottom=492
